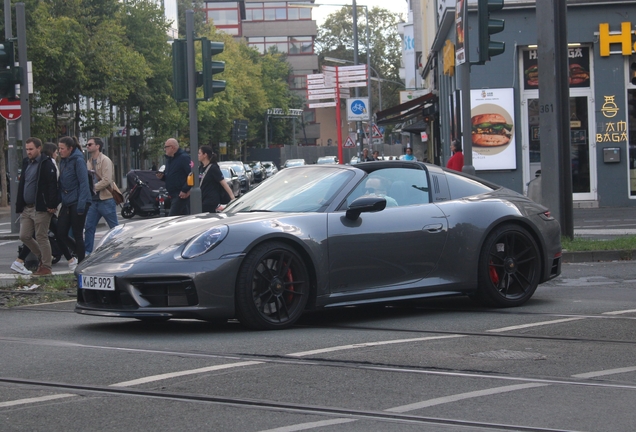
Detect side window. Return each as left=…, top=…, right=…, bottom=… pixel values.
left=344, top=168, right=431, bottom=208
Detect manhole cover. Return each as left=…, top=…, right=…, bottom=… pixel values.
left=471, top=349, right=546, bottom=360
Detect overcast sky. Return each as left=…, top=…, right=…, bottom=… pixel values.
left=311, top=0, right=408, bottom=26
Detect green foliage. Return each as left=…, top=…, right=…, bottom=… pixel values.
left=317, top=6, right=404, bottom=111
left=562, top=236, right=636, bottom=252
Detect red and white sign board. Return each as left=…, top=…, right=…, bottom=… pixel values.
left=372, top=124, right=383, bottom=138
left=0, top=98, right=21, bottom=121
left=343, top=136, right=356, bottom=148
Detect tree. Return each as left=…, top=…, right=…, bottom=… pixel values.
left=316, top=6, right=403, bottom=112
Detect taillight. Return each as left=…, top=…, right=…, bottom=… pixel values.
left=539, top=211, right=554, bottom=221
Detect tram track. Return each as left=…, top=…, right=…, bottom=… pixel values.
left=0, top=376, right=583, bottom=432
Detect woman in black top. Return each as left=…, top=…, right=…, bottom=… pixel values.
left=198, top=145, right=236, bottom=212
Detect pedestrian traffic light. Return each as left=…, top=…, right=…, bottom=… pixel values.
left=201, top=38, right=226, bottom=100
left=477, top=0, right=505, bottom=63
left=172, top=39, right=188, bottom=102
left=0, top=40, right=20, bottom=100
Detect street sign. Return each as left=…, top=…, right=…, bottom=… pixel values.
left=338, top=64, right=367, bottom=71
left=307, top=101, right=337, bottom=108
left=0, top=98, right=21, bottom=121
left=344, top=136, right=355, bottom=147
left=372, top=124, right=383, bottom=138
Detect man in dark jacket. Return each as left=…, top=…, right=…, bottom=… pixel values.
left=15, top=137, right=59, bottom=275
left=157, top=138, right=192, bottom=216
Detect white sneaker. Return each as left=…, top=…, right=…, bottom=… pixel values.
left=68, top=257, right=78, bottom=271
left=11, top=260, right=32, bottom=275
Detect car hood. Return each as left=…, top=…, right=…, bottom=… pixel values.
left=84, top=211, right=315, bottom=267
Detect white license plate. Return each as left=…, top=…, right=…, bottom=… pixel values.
left=80, top=275, right=115, bottom=291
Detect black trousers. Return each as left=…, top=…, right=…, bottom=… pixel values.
left=58, top=203, right=88, bottom=262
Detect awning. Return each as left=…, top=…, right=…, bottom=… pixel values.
left=401, top=120, right=428, bottom=133
left=375, top=92, right=436, bottom=125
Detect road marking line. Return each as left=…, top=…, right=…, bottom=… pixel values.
left=385, top=383, right=548, bottom=413
left=572, top=366, right=636, bottom=379
left=259, top=419, right=357, bottom=432
left=0, top=393, right=76, bottom=407
left=602, top=309, right=636, bottom=315
left=487, top=317, right=585, bottom=333
left=0, top=240, right=17, bottom=246
left=286, top=335, right=465, bottom=357
left=109, top=361, right=262, bottom=387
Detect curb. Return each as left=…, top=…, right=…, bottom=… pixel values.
left=562, top=250, right=635, bottom=263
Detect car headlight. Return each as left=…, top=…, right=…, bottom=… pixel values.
left=181, top=225, right=229, bottom=259
left=96, top=225, right=130, bottom=250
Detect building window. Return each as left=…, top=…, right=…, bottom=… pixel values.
left=248, top=36, right=314, bottom=56
left=290, top=75, right=307, bottom=90
left=303, top=109, right=315, bottom=124
left=205, top=2, right=240, bottom=35
left=244, top=2, right=312, bottom=22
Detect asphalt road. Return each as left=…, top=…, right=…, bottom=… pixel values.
left=1, top=261, right=636, bottom=431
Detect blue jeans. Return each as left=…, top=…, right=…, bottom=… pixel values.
left=84, top=198, right=119, bottom=254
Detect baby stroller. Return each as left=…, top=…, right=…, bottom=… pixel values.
left=19, top=214, right=64, bottom=271
left=121, top=170, right=171, bottom=218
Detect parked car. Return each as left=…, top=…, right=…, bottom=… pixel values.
left=76, top=161, right=562, bottom=330
left=220, top=161, right=250, bottom=194
left=349, top=156, right=360, bottom=165
left=261, top=161, right=278, bottom=177
left=244, top=163, right=255, bottom=184
left=317, top=156, right=339, bottom=165
left=283, top=159, right=306, bottom=168
left=220, top=166, right=241, bottom=199
left=248, top=161, right=266, bottom=182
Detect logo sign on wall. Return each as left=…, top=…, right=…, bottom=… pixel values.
left=347, top=98, right=369, bottom=121
left=470, top=88, right=516, bottom=171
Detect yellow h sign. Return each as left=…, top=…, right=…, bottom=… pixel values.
left=599, top=22, right=634, bottom=57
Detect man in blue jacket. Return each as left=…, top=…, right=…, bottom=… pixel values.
left=15, top=137, right=59, bottom=276
left=157, top=138, right=192, bottom=216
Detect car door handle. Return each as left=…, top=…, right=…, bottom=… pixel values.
left=423, top=223, right=444, bottom=233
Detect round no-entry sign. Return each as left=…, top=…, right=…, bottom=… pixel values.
left=0, top=98, right=21, bottom=121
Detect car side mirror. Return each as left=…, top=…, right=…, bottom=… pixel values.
left=345, top=196, right=387, bottom=220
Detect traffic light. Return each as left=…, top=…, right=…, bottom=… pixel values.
left=477, top=0, right=505, bottom=63
left=0, top=40, right=20, bottom=100
left=630, top=62, right=636, bottom=85
left=201, top=38, right=226, bottom=100
left=172, top=39, right=188, bottom=102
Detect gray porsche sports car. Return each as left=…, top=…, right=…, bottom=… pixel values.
left=75, top=161, right=562, bottom=330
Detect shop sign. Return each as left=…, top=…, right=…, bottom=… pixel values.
left=455, top=0, right=466, bottom=65
left=597, top=95, right=627, bottom=143
left=470, top=88, right=517, bottom=171
left=522, top=47, right=590, bottom=90
left=443, top=40, right=455, bottom=76
left=598, top=22, right=636, bottom=56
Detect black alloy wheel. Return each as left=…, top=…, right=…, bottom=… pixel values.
left=475, top=224, right=541, bottom=307
left=236, top=242, right=310, bottom=330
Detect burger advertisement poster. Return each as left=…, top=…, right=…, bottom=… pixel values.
left=522, top=46, right=590, bottom=91
left=470, top=88, right=516, bottom=171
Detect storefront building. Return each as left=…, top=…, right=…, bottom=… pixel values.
left=428, top=0, right=636, bottom=207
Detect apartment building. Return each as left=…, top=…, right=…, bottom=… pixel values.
left=203, top=0, right=323, bottom=144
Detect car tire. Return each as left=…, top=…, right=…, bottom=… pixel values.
left=235, top=242, right=310, bottom=330
left=474, top=224, right=541, bottom=307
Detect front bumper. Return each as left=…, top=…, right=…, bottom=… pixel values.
left=75, top=257, right=242, bottom=321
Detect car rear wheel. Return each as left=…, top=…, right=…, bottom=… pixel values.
left=235, top=242, right=309, bottom=330
left=474, top=224, right=541, bottom=307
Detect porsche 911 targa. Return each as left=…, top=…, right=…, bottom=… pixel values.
left=75, top=161, right=562, bottom=329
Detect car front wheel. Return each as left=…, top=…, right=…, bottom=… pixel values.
left=235, top=242, right=310, bottom=330
left=474, top=224, right=541, bottom=307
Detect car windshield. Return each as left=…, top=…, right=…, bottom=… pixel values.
left=317, top=157, right=337, bottom=164
left=220, top=167, right=231, bottom=178
left=223, top=163, right=244, bottom=175
left=225, top=166, right=354, bottom=213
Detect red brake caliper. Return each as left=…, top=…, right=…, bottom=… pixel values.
left=489, top=261, right=500, bottom=285
left=285, top=268, right=294, bottom=302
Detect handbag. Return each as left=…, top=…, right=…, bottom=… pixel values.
left=108, top=186, right=124, bottom=205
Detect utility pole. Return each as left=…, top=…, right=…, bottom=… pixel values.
left=4, top=0, right=17, bottom=233
left=186, top=10, right=202, bottom=215
left=537, top=0, right=573, bottom=238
